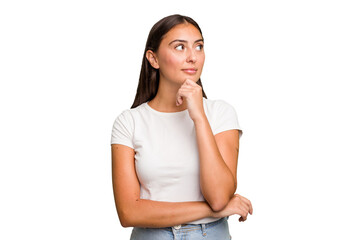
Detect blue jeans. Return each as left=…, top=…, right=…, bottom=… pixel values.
left=130, top=216, right=231, bottom=240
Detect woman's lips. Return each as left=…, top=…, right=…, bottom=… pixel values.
left=182, top=68, right=197, bottom=75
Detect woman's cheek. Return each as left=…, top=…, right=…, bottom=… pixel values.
left=165, top=52, right=182, bottom=67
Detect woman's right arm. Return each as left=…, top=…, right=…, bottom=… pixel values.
left=111, top=144, right=215, bottom=228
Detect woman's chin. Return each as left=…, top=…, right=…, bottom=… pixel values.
left=183, top=76, right=201, bottom=82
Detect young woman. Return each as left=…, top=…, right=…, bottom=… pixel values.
left=111, top=14, right=253, bottom=240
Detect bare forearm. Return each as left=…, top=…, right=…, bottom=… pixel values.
left=194, top=115, right=236, bottom=210
left=120, top=199, right=214, bottom=228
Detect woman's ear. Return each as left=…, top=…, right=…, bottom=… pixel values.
left=146, top=50, right=159, bottom=69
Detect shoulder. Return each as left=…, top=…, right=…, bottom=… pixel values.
left=111, top=104, right=148, bottom=146
left=204, top=98, right=242, bottom=135
left=114, top=102, right=147, bottom=122
left=203, top=98, right=236, bottom=113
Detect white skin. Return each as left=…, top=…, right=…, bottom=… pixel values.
left=146, top=22, right=253, bottom=222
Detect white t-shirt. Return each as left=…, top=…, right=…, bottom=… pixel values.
left=111, top=97, right=242, bottom=224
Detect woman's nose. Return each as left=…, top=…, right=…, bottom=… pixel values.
left=186, top=49, right=197, bottom=63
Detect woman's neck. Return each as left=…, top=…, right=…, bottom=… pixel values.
left=148, top=80, right=188, bottom=112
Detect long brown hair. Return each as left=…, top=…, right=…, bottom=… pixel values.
left=131, top=14, right=207, bottom=109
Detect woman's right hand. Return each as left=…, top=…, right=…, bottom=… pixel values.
left=212, top=194, right=253, bottom=222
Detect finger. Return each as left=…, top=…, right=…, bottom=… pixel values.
left=239, top=212, right=248, bottom=221
left=245, top=200, right=253, bottom=215
left=176, top=89, right=195, bottom=105
left=176, top=96, right=183, bottom=106
left=179, top=83, right=197, bottom=92
left=242, top=205, right=251, bottom=217
left=175, top=92, right=182, bottom=105
left=179, top=89, right=195, bottom=93
left=240, top=196, right=253, bottom=215
left=185, top=79, right=201, bottom=88
left=238, top=204, right=249, bottom=221
left=184, top=79, right=195, bottom=85
left=177, top=89, right=195, bottom=98
left=176, top=88, right=192, bottom=97
left=179, top=85, right=194, bottom=91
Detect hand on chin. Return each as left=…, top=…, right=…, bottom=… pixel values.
left=176, top=79, right=205, bottom=121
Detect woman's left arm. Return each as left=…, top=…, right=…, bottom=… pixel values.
left=193, top=117, right=239, bottom=212
left=176, top=79, right=240, bottom=212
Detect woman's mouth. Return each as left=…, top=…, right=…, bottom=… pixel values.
left=182, top=68, right=197, bottom=75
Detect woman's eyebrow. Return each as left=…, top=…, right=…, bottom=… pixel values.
left=168, top=38, right=204, bottom=45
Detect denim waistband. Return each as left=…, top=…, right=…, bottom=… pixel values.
left=170, top=216, right=229, bottom=238
left=173, top=216, right=228, bottom=230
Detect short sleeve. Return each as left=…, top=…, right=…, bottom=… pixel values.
left=111, top=110, right=134, bottom=149
left=212, top=100, right=242, bottom=137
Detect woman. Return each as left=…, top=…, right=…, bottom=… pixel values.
left=111, top=14, right=253, bottom=240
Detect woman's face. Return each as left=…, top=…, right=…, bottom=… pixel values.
left=149, top=23, right=205, bottom=85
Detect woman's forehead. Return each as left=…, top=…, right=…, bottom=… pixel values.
left=162, top=23, right=203, bottom=43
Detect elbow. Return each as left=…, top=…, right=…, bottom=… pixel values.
left=206, top=187, right=236, bottom=212
left=118, top=209, right=135, bottom=228
left=116, top=199, right=142, bottom=228
left=210, top=203, right=227, bottom=212
left=119, top=218, right=131, bottom=228
left=208, top=198, right=230, bottom=212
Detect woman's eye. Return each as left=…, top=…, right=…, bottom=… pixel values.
left=175, top=45, right=184, bottom=50
left=195, top=44, right=203, bottom=51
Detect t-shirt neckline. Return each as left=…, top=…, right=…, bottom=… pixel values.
left=145, top=101, right=188, bottom=115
